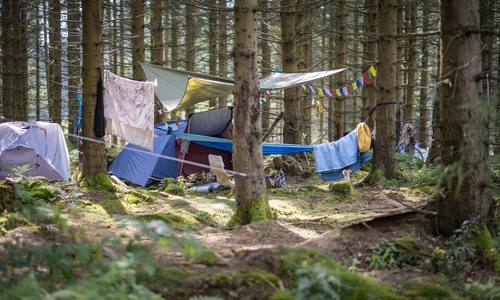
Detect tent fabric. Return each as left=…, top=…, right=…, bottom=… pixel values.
left=177, top=107, right=234, bottom=177
left=259, top=69, right=347, bottom=90
left=108, top=121, right=187, bottom=187
left=140, top=63, right=234, bottom=112
left=172, top=132, right=314, bottom=155
left=0, top=122, right=71, bottom=180
left=141, top=63, right=347, bottom=112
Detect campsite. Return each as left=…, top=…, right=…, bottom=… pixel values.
left=1, top=143, right=499, bottom=299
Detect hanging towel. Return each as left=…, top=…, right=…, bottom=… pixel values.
left=104, top=70, right=155, bottom=150
left=313, top=129, right=372, bottom=182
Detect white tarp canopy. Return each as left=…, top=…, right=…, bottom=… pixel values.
left=141, top=63, right=347, bottom=112
left=0, top=121, right=71, bottom=180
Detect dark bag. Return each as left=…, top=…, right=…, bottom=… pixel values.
left=94, top=71, right=105, bottom=138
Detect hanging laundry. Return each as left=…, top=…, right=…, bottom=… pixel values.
left=313, top=129, right=372, bottom=182
left=104, top=70, right=155, bottom=150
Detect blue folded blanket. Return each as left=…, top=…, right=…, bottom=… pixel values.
left=313, top=129, right=372, bottom=182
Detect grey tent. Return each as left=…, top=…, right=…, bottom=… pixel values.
left=0, top=121, right=71, bottom=180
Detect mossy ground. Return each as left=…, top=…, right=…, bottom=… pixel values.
left=1, top=154, right=499, bottom=299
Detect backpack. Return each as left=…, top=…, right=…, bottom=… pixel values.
left=356, top=122, right=371, bottom=152
left=273, top=168, right=286, bottom=188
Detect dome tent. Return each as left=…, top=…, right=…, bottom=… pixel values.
left=0, top=121, right=71, bottom=180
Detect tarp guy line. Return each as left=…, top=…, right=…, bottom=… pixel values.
left=67, top=134, right=251, bottom=178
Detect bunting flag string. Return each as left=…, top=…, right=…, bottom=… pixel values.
left=259, top=66, right=376, bottom=104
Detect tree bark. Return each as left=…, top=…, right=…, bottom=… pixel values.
left=132, top=0, right=146, bottom=81
left=280, top=0, right=301, bottom=144
left=437, top=0, right=493, bottom=236
left=49, top=0, right=62, bottom=124
left=419, top=0, right=429, bottom=148
left=2, top=0, right=14, bottom=120
left=82, top=0, right=107, bottom=178
left=371, top=0, right=397, bottom=180
left=362, top=0, right=377, bottom=130
left=229, top=0, right=272, bottom=226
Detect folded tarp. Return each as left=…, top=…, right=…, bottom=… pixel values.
left=141, top=63, right=347, bottom=112
left=171, top=131, right=314, bottom=155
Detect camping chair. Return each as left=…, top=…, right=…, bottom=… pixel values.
left=208, top=154, right=235, bottom=193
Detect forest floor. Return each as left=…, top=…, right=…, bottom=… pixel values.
left=1, top=154, right=499, bottom=299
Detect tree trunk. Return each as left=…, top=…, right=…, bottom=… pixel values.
left=49, top=0, right=62, bottom=124
left=229, top=0, right=271, bottom=226
left=82, top=0, right=107, bottom=178
left=335, top=0, right=346, bottom=139
left=208, top=0, right=218, bottom=109
left=12, top=1, right=27, bottom=121
left=371, top=0, right=397, bottom=180
left=260, top=0, right=271, bottom=138
left=327, top=1, right=336, bottom=142
left=150, top=0, right=164, bottom=123
left=362, top=0, right=377, bottom=129
left=419, top=0, right=429, bottom=148
left=395, top=4, right=403, bottom=134
left=2, top=0, right=14, bottom=120
left=280, top=0, right=301, bottom=144
left=437, top=0, right=493, bottom=236
left=68, top=0, right=82, bottom=143
left=184, top=1, right=196, bottom=117
left=218, top=0, right=228, bottom=108
left=404, top=3, right=416, bottom=126
left=132, top=0, right=146, bottom=81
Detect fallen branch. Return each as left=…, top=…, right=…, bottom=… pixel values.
left=338, top=203, right=426, bottom=224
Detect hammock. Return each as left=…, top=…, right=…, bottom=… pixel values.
left=171, top=131, right=313, bottom=155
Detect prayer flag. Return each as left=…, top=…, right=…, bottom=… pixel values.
left=363, top=73, right=370, bottom=83
left=307, top=85, right=316, bottom=93
left=329, top=89, right=335, bottom=97
left=369, top=66, right=377, bottom=77
left=265, top=90, right=271, bottom=98
left=356, top=79, right=362, bottom=88
left=335, top=89, right=342, bottom=96
left=318, top=89, right=324, bottom=97
left=352, top=82, right=357, bottom=91
left=346, top=86, right=351, bottom=95
left=301, top=84, right=307, bottom=91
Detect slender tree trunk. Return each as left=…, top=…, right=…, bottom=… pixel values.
left=35, top=5, right=41, bottom=121
left=150, top=0, right=164, bottom=123
left=437, top=0, right=492, bottom=236
left=184, top=1, right=196, bottom=116
left=335, top=0, right=346, bottom=139
left=371, top=0, right=397, bottom=180
left=404, top=3, right=416, bottom=126
left=419, top=0, right=429, bottom=148
left=82, top=0, right=107, bottom=178
left=49, top=0, right=62, bottom=124
left=327, top=1, right=336, bottom=142
left=297, top=0, right=312, bottom=145
left=395, top=4, right=403, bottom=134
left=362, top=0, right=377, bottom=129
left=260, top=0, right=271, bottom=136
left=208, top=0, right=218, bottom=109
left=280, top=0, right=301, bottom=144
left=68, top=0, right=82, bottom=142
left=2, top=0, right=14, bottom=120
left=12, top=1, right=26, bottom=120
left=230, top=0, right=271, bottom=226
left=132, top=0, right=146, bottom=81
left=218, top=0, right=228, bottom=108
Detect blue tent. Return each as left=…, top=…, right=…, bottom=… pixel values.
left=108, top=120, right=187, bottom=186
